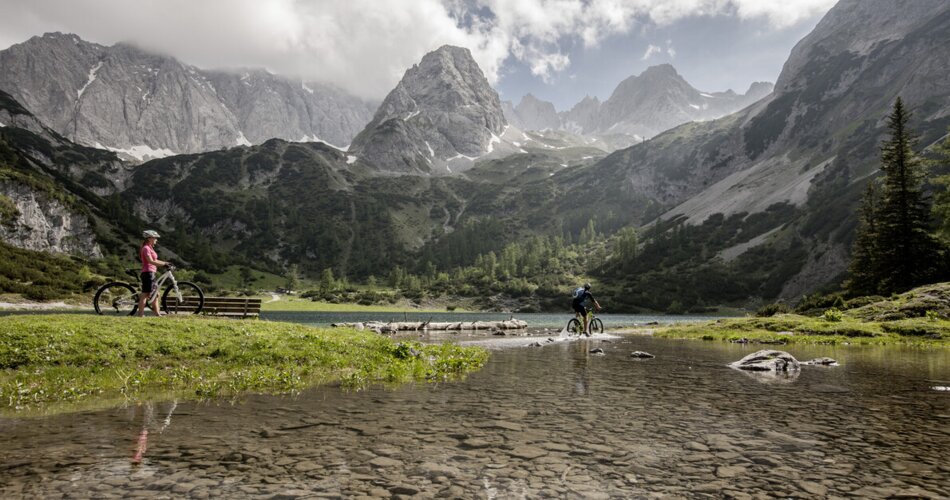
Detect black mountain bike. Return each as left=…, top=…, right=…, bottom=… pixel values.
left=566, top=309, right=604, bottom=336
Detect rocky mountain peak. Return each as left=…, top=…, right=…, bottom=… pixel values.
left=348, top=44, right=508, bottom=174
left=745, top=82, right=774, bottom=99
left=514, top=93, right=559, bottom=131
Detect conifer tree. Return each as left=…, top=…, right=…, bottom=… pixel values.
left=929, top=127, right=950, bottom=243
left=846, top=182, right=881, bottom=296
left=872, top=97, right=941, bottom=293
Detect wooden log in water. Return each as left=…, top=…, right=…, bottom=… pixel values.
left=338, top=319, right=528, bottom=332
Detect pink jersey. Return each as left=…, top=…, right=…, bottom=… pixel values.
left=140, top=245, right=158, bottom=273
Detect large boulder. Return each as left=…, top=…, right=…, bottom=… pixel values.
left=729, top=350, right=801, bottom=372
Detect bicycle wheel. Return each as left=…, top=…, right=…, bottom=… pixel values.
left=566, top=318, right=582, bottom=335
left=161, top=281, right=204, bottom=314
left=94, top=282, right=139, bottom=316
left=590, top=318, right=604, bottom=334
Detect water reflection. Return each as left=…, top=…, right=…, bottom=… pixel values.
left=0, top=337, right=947, bottom=498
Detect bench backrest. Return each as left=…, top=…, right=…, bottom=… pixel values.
left=165, top=297, right=262, bottom=317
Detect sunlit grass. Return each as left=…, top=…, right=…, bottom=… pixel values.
left=0, top=314, right=488, bottom=416
left=654, top=314, right=950, bottom=347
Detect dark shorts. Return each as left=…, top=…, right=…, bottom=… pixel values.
left=572, top=301, right=588, bottom=315
left=141, top=272, right=156, bottom=295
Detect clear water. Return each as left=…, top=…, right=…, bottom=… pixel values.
left=1, top=334, right=947, bottom=497
left=259, top=311, right=722, bottom=330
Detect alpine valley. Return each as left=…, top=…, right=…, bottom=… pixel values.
left=1, top=0, right=949, bottom=312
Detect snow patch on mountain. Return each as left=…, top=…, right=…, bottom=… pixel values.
left=95, top=142, right=176, bottom=162
left=77, top=61, right=103, bottom=99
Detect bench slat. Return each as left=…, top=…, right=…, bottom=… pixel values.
left=164, top=296, right=262, bottom=317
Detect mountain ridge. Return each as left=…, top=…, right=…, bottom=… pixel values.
left=0, top=32, right=376, bottom=160
left=503, top=64, right=773, bottom=144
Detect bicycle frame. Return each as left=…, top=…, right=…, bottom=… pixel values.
left=144, top=269, right=181, bottom=305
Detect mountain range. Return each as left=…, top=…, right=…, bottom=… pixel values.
left=0, top=33, right=376, bottom=161
left=1, top=0, right=948, bottom=310
left=504, top=65, right=773, bottom=145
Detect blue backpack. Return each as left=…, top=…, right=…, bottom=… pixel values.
left=572, top=287, right=585, bottom=300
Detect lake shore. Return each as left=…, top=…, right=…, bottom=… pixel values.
left=0, top=314, right=488, bottom=416
left=651, top=314, right=950, bottom=347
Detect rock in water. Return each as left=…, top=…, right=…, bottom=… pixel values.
left=589, top=348, right=605, bottom=354
left=801, top=357, right=838, bottom=366
left=630, top=351, right=655, bottom=359
left=729, top=350, right=800, bottom=372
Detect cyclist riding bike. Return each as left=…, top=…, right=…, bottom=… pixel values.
left=572, top=283, right=601, bottom=336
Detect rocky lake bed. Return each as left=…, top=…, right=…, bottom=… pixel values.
left=1, top=334, right=947, bottom=498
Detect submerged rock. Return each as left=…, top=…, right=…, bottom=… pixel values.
left=729, top=350, right=800, bottom=372
left=802, top=357, right=838, bottom=366
left=630, top=351, right=655, bottom=359
left=589, top=348, right=605, bottom=354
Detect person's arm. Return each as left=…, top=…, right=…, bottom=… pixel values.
left=145, top=249, right=168, bottom=267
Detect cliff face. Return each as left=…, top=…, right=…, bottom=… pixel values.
left=0, top=183, right=102, bottom=257
left=0, top=33, right=376, bottom=160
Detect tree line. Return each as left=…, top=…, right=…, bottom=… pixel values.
left=847, top=97, right=950, bottom=297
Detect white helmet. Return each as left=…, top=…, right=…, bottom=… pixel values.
left=143, top=230, right=160, bottom=239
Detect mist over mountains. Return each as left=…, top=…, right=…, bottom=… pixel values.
left=504, top=64, right=773, bottom=144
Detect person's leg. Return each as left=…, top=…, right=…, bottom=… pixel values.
left=136, top=293, right=148, bottom=316
left=150, top=297, right=163, bottom=316
left=137, top=272, right=152, bottom=317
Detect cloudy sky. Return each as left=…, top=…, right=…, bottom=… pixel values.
left=0, top=0, right=836, bottom=109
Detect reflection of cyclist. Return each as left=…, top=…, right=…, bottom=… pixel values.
left=130, top=400, right=178, bottom=464
left=137, top=230, right=169, bottom=317
left=571, top=283, right=601, bottom=336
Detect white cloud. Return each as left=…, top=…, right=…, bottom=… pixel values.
left=0, top=0, right=836, bottom=99
left=641, top=44, right=662, bottom=60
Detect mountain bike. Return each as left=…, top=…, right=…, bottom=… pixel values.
left=93, top=265, right=204, bottom=316
left=566, top=308, right=604, bottom=336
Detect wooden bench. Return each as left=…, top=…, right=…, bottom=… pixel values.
left=165, top=297, right=262, bottom=318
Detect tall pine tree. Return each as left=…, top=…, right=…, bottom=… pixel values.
left=846, top=182, right=881, bottom=296
left=872, top=97, right=941, bottom=293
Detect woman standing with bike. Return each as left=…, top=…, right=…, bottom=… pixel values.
left=137, top=230, right=169, bottom=317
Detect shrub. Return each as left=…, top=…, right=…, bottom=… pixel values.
left=822, top=308, right=843, bottom=322
left=23, top=286, right=63, bottom=301
left=756, top=303, right=790, bottom=317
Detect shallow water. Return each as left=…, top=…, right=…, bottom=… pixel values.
left=259, top=311, right=721, bottom=330
left=1, top=336, right=948, bottom=498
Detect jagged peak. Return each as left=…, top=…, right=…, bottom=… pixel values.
left=642, top=63, right=677, bottom=74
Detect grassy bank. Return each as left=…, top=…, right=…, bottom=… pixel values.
left=654, top=314, right=950, bottom=347
left=0, top=314, right=488, bottom=415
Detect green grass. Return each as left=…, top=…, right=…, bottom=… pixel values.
left=654, top=313, right=950, bottom=347
left=0, top=314, right=488, bottom=416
